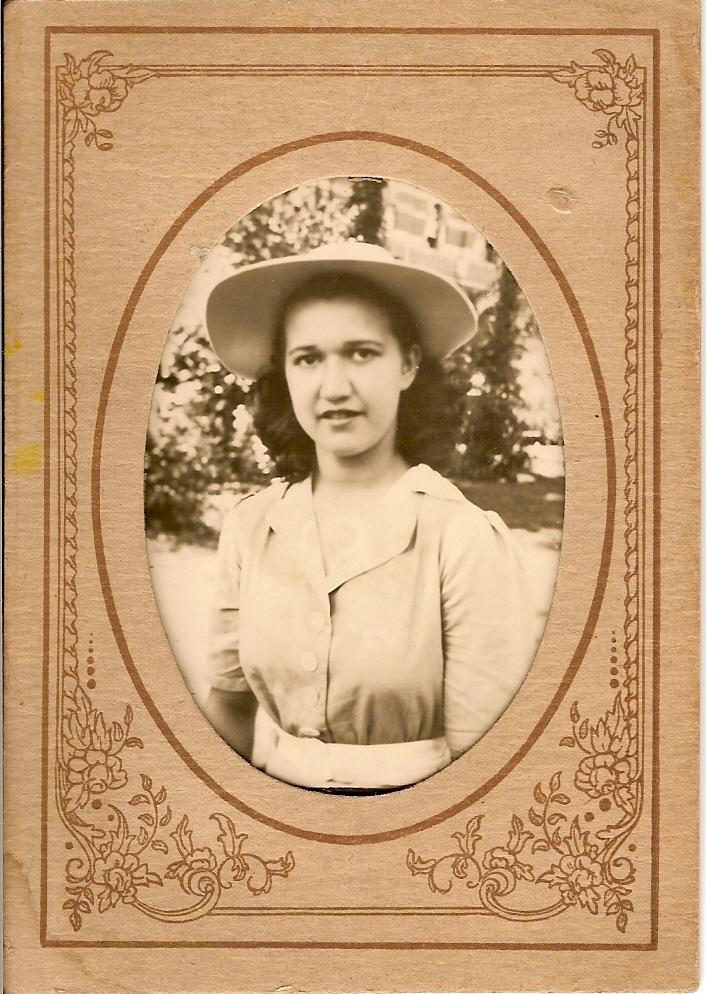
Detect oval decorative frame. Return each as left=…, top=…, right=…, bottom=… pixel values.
left=93, top=131, right=615, bottom=844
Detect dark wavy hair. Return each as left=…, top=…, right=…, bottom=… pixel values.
left=253, top=270, right=463, bottom=482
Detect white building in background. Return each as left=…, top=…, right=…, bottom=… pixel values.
left=383, top=180, right=563, bottom=466
left=382, top=182, right=498, bottom=293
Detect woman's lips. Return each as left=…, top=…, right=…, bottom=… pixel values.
left=318, top=410, right=361, bottom=421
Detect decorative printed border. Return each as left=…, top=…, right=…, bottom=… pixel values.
left=42, top=30, right=657, bottom=947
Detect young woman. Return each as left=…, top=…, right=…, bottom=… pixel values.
left=202, top=240, right=533, bottom=791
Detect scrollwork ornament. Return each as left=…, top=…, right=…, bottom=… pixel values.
left=407, top=657, right=639, bottom=933
left=59, top=653, right=296, bottom=933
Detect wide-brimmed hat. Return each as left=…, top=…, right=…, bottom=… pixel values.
left=205, top=239, right=478, bottom=378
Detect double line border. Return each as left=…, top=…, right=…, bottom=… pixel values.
left=41, top=25, right=660, bottom=950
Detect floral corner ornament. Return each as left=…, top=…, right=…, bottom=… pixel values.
left=59, top=652, right=296, bottom=932
left=552, top=49, right=644, bottom=148
left=407, top=663, right=639, bottom=933
left=407, top=774, right=634, bottom=933
left=62, top=770, right=296, bottom=932
left=57, top=50, right=154, bottom=151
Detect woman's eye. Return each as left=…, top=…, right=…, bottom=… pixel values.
left=293, top=353, right=320, bottom=367
left=351, top=348, right=377, bottom=362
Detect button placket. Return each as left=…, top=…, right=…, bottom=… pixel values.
left=310, top=610, right=329, bottom=633
left=295, top=599, right=331, bottom=740
left=319, top=601, right=332, bottom=739
left=301, top=685, right=319, bottom=707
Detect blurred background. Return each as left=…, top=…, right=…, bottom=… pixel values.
left=145, top=177, right=564, bottom=706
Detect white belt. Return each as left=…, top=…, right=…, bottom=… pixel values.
left=263, top=725, right=451, bottom=789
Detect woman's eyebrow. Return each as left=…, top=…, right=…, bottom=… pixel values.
left=287, top=344, right=320, bottom=356
left=340, top=338, right=385, bottom=350
left=287, top=338, right=383, bottom=356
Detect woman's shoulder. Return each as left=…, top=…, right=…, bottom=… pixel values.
left=409, top=464, right=518, bottom=560
left=409, top=465, right=499, bottom=528
left=219, top=480, right=289, bottom=541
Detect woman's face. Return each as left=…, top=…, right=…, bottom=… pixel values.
left=283, top=296, right=418, bottom=463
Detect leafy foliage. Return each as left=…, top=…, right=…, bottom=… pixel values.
left=449, top=255, right=530, bottom=480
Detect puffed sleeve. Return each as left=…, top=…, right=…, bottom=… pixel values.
left=440, top=506, right=535, bottom=758
left=205, top=502, right=252, bottom=693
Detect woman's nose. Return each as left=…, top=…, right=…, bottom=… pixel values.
left=319, top=356, right=352, bottom=400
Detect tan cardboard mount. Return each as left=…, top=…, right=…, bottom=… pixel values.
left=3, top=1, right=699, bottom=991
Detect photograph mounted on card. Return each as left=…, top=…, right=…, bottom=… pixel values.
left=145, top=176, right=564, bottom=795
left=3, top=4, right=698, bottom=993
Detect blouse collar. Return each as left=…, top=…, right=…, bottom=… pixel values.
left=264, top=464, right=464, bottom=594
left=399, top=463, right=466, bottom=503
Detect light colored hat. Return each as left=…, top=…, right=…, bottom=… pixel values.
left=205, top=239, right=478, bottom=378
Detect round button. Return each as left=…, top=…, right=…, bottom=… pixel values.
left=300, top=651, right=319, bottom=672
left=298, top=726, right=321, bottom=739
left=301, top=686, right=319, bottom=706
left=309, top=611, right=327, bottom=632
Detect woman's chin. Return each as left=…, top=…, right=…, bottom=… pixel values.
left=315, top=438, right=377, bottom=461
left=312, top=423, right=398, bottom=464
left=325, top=445, right=370, bottom=461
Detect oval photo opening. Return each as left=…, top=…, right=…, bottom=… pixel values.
left=145, top=177, right=565, bottom=794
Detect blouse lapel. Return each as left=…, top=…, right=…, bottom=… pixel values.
left=264, top=478, right=329, bottom=597
left=324, top=465, right=465, bottom=591
left=323, top=488, right=418, bottom=593
left=264, top=465, right=460, bottom=596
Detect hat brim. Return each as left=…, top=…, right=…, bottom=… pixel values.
left=205, top=253, right=478, bottom=379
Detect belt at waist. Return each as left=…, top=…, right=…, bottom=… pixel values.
left=263, top=725, right=452, bottom=790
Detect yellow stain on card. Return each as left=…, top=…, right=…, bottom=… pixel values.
left=8, top=443, right=42, bottom=476
left=30, top=391, right=45, bottom=403
left=5, top=335, right=22, bottom=356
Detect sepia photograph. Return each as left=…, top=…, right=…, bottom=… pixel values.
left=145, top=177, right=564, bottom=793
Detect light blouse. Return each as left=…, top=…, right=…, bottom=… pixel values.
left=206, top=464, right=534, bottom=759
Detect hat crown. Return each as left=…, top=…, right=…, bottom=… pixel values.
left=303, top=240, right=395, bottom=264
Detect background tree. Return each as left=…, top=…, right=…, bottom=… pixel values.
left=448, top=254, right=529, bottom=481
left=347, top=178, right=386, bottom=244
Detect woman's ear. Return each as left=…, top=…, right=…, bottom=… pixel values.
left=401, top=343, right=422, bottom=390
